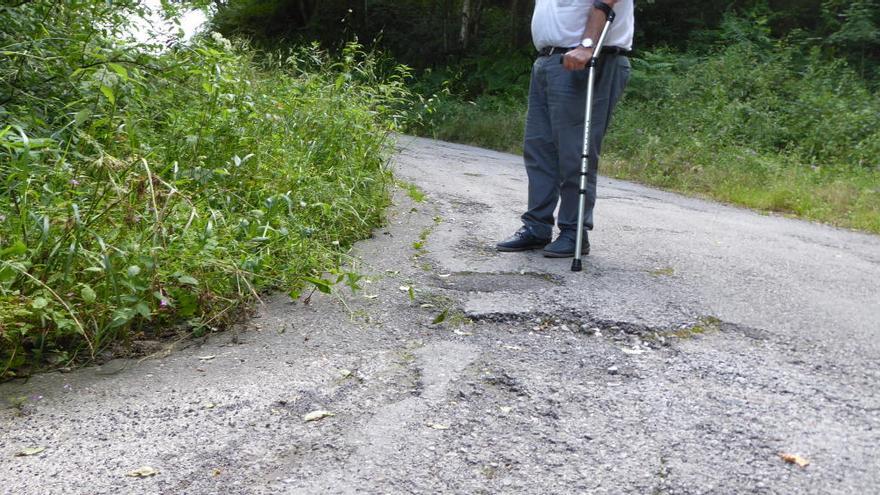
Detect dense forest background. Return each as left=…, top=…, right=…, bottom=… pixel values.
left=211, top=0, right=880, bottom=84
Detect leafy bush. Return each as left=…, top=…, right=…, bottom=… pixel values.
left=606, top=34, right=880, bottom=232
left=409, top=91, right=525, bottom=154
left=0, top=2, right=410, bottom=375
left=615, top=41, right=880, bottom=169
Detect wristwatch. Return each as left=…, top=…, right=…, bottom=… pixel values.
left=580, top=37, right=594, bottom=49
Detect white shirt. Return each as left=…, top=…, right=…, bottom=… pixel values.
left=531, top=0, right=634, bottom=51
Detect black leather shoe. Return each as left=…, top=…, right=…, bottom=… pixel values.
left=496, top=226, right=551, bottom=252
left=542, top=230, right=590, bottom=258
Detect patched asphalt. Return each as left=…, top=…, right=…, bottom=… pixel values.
left=1, top=136, right=878, bottom=494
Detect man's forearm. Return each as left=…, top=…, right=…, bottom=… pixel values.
left=582, top=0, right=618, bottom=44
left=563, top=0, right=618, bottom=70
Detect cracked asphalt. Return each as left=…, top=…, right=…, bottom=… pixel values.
left=1, top=136, right=879, bottom=494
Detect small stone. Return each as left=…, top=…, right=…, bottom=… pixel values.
left=607, top=366, right=619, bottom=375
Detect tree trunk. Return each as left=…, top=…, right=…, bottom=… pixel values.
left=460, top=0, right=483, bottom=50
left=296, top=0, right=317, bottom=27
left=460, top=0, right=472, bottom=49
left=511, top=0, right=520, bottom=46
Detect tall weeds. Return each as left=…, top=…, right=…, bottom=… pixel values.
left=0, top=2, right=410, bottom=375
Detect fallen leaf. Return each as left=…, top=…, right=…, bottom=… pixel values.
left=303, top=410, right=335, bottom=422
left=127, top=466, right=159, bottom=478
left=198, top=355, right=216, bottom=361
left=427, top=423, right=450, bottom=430
left=16, top=447, right=45, bottom=457
left=432, top=309, right=448, bottom=325
left=363, top=294, right=379, bottom=299
left=204, top=403, right=216, bottom=409
left=212, top=468, right=222, bottom=477
left=779, top=453, right=810, bottom=468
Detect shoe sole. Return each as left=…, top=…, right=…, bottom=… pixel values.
left=542, top=247, right=590, bottom=258
left=496, top=243, right=549, bottom=252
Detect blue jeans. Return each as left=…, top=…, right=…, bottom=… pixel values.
left=521, top=53, right=630, bottom=239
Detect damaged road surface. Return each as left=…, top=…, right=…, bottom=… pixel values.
left=2, top=136, right=879, bottom=494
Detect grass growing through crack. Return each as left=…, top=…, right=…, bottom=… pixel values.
left=649, top=267, right=676, bottom=277
left=665, top=317, right=722, bottom=339
left=419, top=292, right=471, bottom=327
left=413, top=216, right=441, bottom=258
left=412, top=227, right=433, bottom=253
left=398, top=180, right=427, bottom=203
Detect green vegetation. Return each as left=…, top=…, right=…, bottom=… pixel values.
left=664, top=317, right=723, bottom=340
left=211, top=1, right=880, bottom=234
left=649, top=267, right=676, bottom=278
left=413, top=94, right=525, bottom=155
left=4, top=0, right=879, bottom=376
left=407, top=13, right=880, bottom=234
left=398, top=180, right=426, bottom=203
left=604, top=18, right=880, bottom=233
left=0, top=2, right=409, bottom=375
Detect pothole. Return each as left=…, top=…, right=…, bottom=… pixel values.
left=469, top=310, right=764, bottom=347
left=448, top=197, right=492, bottom=215
left=433, top=271, right=563, bottom=293
left=455, top=238, right=500, bottom=258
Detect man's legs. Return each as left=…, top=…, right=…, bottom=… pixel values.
left=556, top=55, right=631, bottom=233
left=502, top=54, right=630, bottom=254
left=521, top=56, right=560, bottom=241
left=496, top=57, right=556, bottom=252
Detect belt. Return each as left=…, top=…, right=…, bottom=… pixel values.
left=537, top=45, right=631, bottom=57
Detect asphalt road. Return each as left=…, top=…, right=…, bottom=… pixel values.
left=2, top=136, right=878, bottom=494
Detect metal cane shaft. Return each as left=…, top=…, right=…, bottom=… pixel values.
left=573, top=72, right=595, bottom=262
left=573, top=15, right=615, bottom=272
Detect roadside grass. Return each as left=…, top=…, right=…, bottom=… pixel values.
left=601, top=144, right=880, bottom=234
left=415, top=96, right=524, bottom=155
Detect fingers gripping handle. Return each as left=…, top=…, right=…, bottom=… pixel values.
left=558, top=5, right=616, bottom=67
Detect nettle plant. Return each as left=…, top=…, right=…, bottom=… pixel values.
left=0, top=1, right=411, bottom=374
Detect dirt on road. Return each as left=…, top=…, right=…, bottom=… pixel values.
left=2, top=136, right=879, bottom=494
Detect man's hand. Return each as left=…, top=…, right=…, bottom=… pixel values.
left=563, top=46, right=592, bottom=71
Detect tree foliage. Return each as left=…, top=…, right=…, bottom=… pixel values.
left=213, top=0, right=880, bottom=78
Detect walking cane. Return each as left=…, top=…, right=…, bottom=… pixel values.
left=571, top=9, right=615, bottom=272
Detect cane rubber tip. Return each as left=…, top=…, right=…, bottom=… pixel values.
left=571, top=259, right=583, bottom=272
